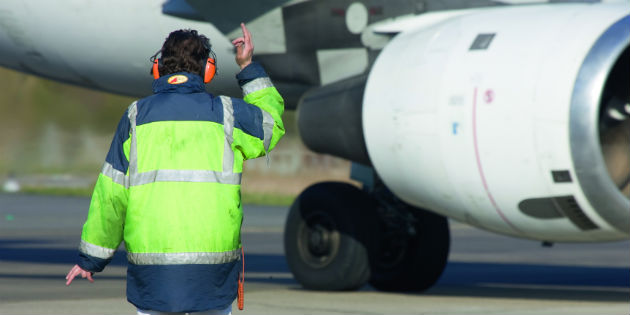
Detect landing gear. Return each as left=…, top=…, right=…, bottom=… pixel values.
left=284, top=180, right=450, bottom=292
left=284, top=182, right=377, bottom=290
left=369, top=198, right=450, bottom=291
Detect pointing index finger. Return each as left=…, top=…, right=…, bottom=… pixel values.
left=241, top=23, right=251, bottom=44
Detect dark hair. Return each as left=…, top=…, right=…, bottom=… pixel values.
left=154, top=29, right=210, bottom=77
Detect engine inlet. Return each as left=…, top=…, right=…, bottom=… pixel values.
left=570, top=15, right=630, bottom=233
left=599, top=47, right=630, bottom=199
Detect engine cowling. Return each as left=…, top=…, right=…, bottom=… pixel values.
left=363, top=3, right=630, bottom=241
left=297, top=75, right=371, bottom=166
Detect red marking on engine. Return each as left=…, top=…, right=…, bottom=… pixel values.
left=484, top=89, right=494, bottom=104
left=472, top=87, right=521, bottom=233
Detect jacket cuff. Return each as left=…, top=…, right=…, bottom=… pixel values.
left=236, top=62, right=268, bottom=86
left=78, top=252, right=111, bottom=272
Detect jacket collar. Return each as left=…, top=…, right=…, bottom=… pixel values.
left=152, top=72, right=205, bottom=94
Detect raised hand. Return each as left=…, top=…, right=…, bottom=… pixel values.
left=231, top=23, right=254, bottom=70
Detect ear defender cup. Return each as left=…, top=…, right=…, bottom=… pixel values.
left=204, top=58, right=216, bottom=83
left=152, top=59, right=160, bottom=80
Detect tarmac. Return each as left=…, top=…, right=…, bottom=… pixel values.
left=0, top=193, right=628, bottom=315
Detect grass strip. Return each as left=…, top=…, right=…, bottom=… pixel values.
left=18, top=186, right=295, bottom=206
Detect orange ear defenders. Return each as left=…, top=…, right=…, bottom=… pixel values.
left=152, top=54, right=216, bottom=84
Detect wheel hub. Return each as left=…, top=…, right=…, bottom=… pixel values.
left=308, top=224, right=331, bottom=255
left=297, top=211, right=340, bottom=269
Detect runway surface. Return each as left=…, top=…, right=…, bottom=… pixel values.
left=0, top=193, right=628, bottom=314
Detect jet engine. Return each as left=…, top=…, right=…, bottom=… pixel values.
left=363, top=3, right=630, bottom=241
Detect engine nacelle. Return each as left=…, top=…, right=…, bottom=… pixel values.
left=297, top=75, right=371, bottom=166
left=363, top=3, right=630, bottom=241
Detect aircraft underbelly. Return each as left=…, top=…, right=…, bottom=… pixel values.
left=0, top=0, right=242, bottom=98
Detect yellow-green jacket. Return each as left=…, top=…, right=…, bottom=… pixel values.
left=77, top=63, right=284, bottom=312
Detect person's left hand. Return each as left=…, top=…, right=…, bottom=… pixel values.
left=232, top=23, right=254, bottom=70
left=65, top=264, right=94, bottom=286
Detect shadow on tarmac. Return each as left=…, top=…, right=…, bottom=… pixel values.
left=1, top=240, right=627, bottom=302
left=426, top=261, right=630, bottom=302
left=0, top=238, right=128, bottom=266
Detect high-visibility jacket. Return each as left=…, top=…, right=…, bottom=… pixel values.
left=77, top=63, right=284, bottom=312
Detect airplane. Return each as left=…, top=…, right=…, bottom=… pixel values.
left=0, top=0, right=627, bottom=293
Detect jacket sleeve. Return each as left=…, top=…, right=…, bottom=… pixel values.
left=232, top=62, right=285, bottom=160
left=77, top=111, right=130, bottom=272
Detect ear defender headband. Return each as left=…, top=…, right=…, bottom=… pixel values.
left=151, top=41, right=217, bottom=84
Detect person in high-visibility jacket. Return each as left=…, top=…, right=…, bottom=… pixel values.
left=65, top=24, right=284, bottom=315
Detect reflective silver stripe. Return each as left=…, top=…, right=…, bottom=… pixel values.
left=101, top=162, right=128, bottom=187
left=221, top=96, right=235, bottom=173
left=128, top=249, right=241, bottom=265
left=262, top=110, right=274, bottom=153
left=130, top=169, right=241, bottom=186
left=79, top=240, right=116, bottom=260
left=242, top=77, right=274, bottom=96
left=122, top=99, right=241, bottom=187
left=127, top=101, right=139, bottom=177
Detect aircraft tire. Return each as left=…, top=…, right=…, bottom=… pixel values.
left=284, top=182, right=377, bottom=291
left=368, top=207, right=450, bottom=292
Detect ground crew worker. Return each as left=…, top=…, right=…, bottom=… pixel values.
left=65, top=23, right=284, bottom=315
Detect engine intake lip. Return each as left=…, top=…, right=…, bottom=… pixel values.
left=569, top=15, right=630, bottom=234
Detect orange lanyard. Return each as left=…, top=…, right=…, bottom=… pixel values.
left=238, top=247, right=244, bottom=310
